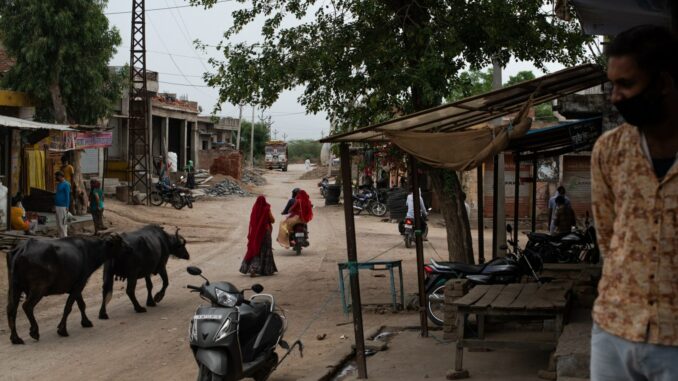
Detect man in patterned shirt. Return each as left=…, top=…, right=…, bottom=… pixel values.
left=590, top=25, right=678, bottom=380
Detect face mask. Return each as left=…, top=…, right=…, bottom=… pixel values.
left=613, top=80, right=666, bottom=128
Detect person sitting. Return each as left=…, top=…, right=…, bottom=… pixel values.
left=553, top=195, right=576, bottom=235
left=282, top=188, right=300, bottom=215
left=10, top=194, right=37, bottom=235
left=277, top=190, right=313, bottom=248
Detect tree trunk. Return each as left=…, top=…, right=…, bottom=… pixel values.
left=430, top=168, right=475, bottom=264
left=49, top=78, right=68, bottom=124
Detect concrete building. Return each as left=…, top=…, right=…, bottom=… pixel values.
left=198, top=116, right=238, bottom=150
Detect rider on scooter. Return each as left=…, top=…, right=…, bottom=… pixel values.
left=282, top=188, right=300, bottom=215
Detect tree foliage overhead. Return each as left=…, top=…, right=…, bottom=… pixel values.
left=193, top=0, right=590, bottom=132
left=0, top=0, right=123, bottom=124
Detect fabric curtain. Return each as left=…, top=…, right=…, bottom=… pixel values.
left=25, top=150, right=46, bottom=194
left=385, top=99, right=534, bottom=171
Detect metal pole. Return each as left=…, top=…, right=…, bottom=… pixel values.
left=409, top=155, right=428, bottom=337
left=339, top=143, right=367, bottom=379
left=250, top=105, right=255, bottom=169
left=532, top=158, right=537, bottom=232
left=5, top=131, right=11, bottom=231
left=492, top=155, right=499, bottom=258
left=477, top=164, right=485, bottom=264
left=236, top=104, right=243, bottom=150
left=513, top=152, right=520, bottom=243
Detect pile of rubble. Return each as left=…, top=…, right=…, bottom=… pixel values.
left=203, top=178, right=252, bottom=197
left=299, top=165, right=340, bottom=180
left=242, top=168, right=267, bottom=186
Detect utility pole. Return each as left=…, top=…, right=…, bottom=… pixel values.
left=272, top=129, right=278, bottom=140
left=282, top=132, right=288, bottom=142
left=250, top=104, right=255, bottom=169
left=236, top=104, right=243, bottom=150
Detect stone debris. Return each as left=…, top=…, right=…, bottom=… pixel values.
left=204, top=178, right=252, bottom=197
left=242, top=168, right=267, bottom=186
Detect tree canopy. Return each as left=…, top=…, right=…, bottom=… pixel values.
left=288, top=139, right=322, bottom=162
left=0, top=0, right=123, bottom=124
left=237, top=121, right=271, bottom=159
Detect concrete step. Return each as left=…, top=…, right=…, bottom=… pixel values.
left=555, top=310, right=591, bottom=379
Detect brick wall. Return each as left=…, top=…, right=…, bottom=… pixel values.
left=200, top=149, right=243, bottom=180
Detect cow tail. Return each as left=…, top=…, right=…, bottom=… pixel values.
left=6, top=244, right=25, bottom=303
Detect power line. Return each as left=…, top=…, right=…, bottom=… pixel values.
left=160, top=80, right=212, bottom=88
left=105, top=0, right=230, bottom=15
left=164, top=0, right=212, bottom=72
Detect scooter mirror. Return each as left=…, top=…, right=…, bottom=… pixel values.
left=252, top=284, right=264, bottom=293
left=187, top=266, right=202, bottom=276
left=506, top=224, right=513, bottom=234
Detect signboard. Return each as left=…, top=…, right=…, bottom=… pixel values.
left=48, top=131, right=112, bottom=152
left=569, top=119, right=601, bottom=152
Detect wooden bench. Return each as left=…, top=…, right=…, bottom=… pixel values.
left=449, top=280, right=574, bottom=379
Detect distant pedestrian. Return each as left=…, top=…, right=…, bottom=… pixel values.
left=61, top=156, right=76, bottom=214
left=548, top=186, right=571, bottom=233
left=185, top=160, right=196, bottom=189
left=552, top=196, right=576, bottom=235
left=89, top=179, right=105, bottom=234
left=240, top=196, right=277, bottom=277
left=54, top=171, right=70, bottom=238
left=304, top=158, right=311, bottom=172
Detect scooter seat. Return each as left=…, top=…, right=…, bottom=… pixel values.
left=430, top=259, right=484, bottom=275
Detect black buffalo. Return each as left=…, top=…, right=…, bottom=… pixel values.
left=98, top=225, right=190, bottom=319
left=6, top=234, right=126, bottom=344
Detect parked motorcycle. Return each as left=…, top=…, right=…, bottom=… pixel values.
left=423, top=224, right=543, bottom=326
left=186, top=266, right=303, bottom=381
left=318, top=177, right=329, bottom=199
left=525, top=212, right=599, bottom=264
left=287, top=223, right=309, bottom=255
left=149, top=183, right=185, bottom=209
left=352, top=187, right=388, bottom=217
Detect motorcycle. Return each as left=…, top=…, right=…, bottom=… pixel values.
left=289, top=224, right=309, bottom=255
left=423, top=224, right=543, bottom=326
left=149, top=182, right=186, bottom=210
left=398, top=210, right=430, bottom=248
left=352, top=187, right=388, bottom=217
left=525, top=212, right=599, bottom=264
left=317, top=177, right=329, bottom=199
left=186, top=266, right=303, bottom=381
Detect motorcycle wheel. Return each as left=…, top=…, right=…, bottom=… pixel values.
left=172, top=194, right=185, bottom=210
left=197, top=364, right=225, bottom=381
left=370, top=202, right=388, bottom=217
left=149, top=192, right=163, bottom=206
left=252, top=352, right=278, bottom=381
left=426, top=284, right=446, bottom=326
left=294, top=245, right=302, bottom=256
left=353, top=200, right=363, bottom=215
left=186, top=197, right=194, bottom=209
left=405, top=234, right=412, bottom=248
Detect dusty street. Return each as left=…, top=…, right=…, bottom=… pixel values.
left=0, top=164, right=455, bottom=380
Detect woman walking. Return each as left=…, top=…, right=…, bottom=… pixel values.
left=240, top=196, right=277, bottom=276
left=277, top=190, right=313, bottom=248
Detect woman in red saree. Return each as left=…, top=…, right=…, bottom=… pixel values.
left=240, top=196, right=277, bottom=276
left=277, top=189, right=314, bottom=248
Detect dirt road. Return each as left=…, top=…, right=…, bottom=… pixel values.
left=0, top=164, right=452, bottom=380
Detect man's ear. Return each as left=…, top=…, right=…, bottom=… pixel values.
left=659, top=72, right=676, bottom=95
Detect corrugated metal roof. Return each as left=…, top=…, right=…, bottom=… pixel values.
left=0, top=114, right=74, bottom=131
left=320, top=64, right=608, bottom=143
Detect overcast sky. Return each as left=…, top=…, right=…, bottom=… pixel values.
left=105, top=1, right=565, bottom=140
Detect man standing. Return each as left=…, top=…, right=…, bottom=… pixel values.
left=590, top=25, right=678, bottom=380
left=61, top=156, right=76, bottom=214
left=54, top=171, right=70, bottom=238
left=548, top=185, right=570, bottom=233
left=552, top=196, right=576, bottom=235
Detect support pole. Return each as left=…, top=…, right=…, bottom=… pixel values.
left=477, top=164, right=485, bottom=264
left=236, top=104, right=243, bottom=150
left=513, top=153, right=520, bottom=243
left=339, top=143, right=367, bottom=379
left=5, top=132, right=11, bottom=231
left=409, top=155, right=428, bottom=337
left=492, top=155, right=499, bottom=258
left=532, top=158, right=537, bottom=233
left=250, top=105, right=255, bottom=169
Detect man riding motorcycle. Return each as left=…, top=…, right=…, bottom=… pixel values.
left=405, top=188, right=428, bottom=239
left=282, top=188, right=300, bottom=215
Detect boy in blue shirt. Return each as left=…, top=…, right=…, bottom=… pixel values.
left=54, top=171, right=70, bottom=238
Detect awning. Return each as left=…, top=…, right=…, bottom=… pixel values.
left=570, top=0, right=671, bottom=36
left=506, top=117, right=602, bottom=160
left=320, top=64, right=608, bottom=144
left=0, top=114, right=73, bottom=131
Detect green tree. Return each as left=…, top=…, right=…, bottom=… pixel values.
left=288, top=139, right=322, bottom=163
left=505, top=71, right=558, bottom=121
left=0, top=0, right=123, bottom=124
left=192, top=0, right=591, bottom=263
left=239, top=121, right=271, bottom=160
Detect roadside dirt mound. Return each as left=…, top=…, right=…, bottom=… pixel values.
left=242, top=168, right=267, bottom=186
left=299, top=165, right=340, bottom=180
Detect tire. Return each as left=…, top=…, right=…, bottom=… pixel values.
left=295, top=245, right=302, bottom=256
left=370, top=202, right=387, bottom=217
left=197, top=364, right=225, bottom=381
left=282, top=166, right=288, bottom=172
left=404, top=234, right=412, bottom=248
left=426, top=284, right=446, bottom=326
left=186, top=197, right=194, bottom=209
left=172, top=194, right=185, bottom=210
left=149, top=192, right=163, bottom=206
left=353, top=200, right=363, bottom=215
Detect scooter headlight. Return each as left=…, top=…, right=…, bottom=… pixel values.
left=215, top=288, right=239, bottom=307
left=214, top=318, right=232, bottom=342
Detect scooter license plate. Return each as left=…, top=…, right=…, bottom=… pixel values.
left=404, top=225, right=412, bottom=230
left=295, top=233, right=305, bottom=238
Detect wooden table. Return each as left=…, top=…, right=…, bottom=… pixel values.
left=337, top=260, right=404, bottom=314
left=449, top=280, right=573, bottom=379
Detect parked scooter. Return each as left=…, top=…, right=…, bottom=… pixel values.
left=288, top=223, right=309, bottom=255
left=525, top=212, right=599, bottom=264
left=352, top=187, right=387, bottom=217
left=317, top=178, right=329, bottom=199
left=186, top=266, right=303, bottom=381
left=423, top=224, right=543, bottom=326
